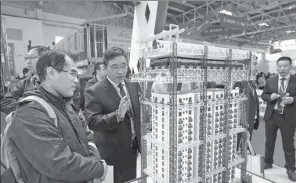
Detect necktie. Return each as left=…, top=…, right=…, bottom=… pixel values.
left=277, top=78, right=286, bottom=111
left=248, top=82, right=254, bottom=96
left=118, top=83, right=126, bottom=98
left=118, top=83, right=136, bottom=145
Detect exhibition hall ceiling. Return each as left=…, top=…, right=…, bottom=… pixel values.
left=3, top=1, right=296, bottom=48
left=163, top=0, right=296, bottom=47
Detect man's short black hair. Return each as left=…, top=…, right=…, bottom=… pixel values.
left=277, top=56, right=292, bottom=65
left=22, top=68, right=29, bottom=75
left=36, top=51, right=70, bottom=82
left=103, top=47, right=127, bottom=66
left=30, top=45, right=50, bottom=56
left=93, top=62, right=103, bottom=76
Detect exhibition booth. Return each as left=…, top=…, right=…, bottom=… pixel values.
left=1, top=1, right=296, bottom=183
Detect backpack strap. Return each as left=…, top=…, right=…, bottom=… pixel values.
left=1, top=160, right=7, bottom=170
left=19, top=96, right=57, bottom=128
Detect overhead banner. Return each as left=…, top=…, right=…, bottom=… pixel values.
left=107, top=26, right=132, bottom=52
left=201, top=25, right=242, bottom=37
left=220, top=14, right=247, bottom=30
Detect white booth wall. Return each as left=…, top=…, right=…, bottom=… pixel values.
left=266, top=39, right=296, bottom=74
left=266, top=49, right=296, bottom=74
left=3, top=16, right=44, bottom=76
left=2, top=3, right=85, bottom=76
left=3, top=16, right=83, bottom=75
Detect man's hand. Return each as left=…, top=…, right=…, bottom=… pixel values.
left=246, top=131, right=251, bottom=141
left=270, top=93, right=280, bottom=101
left=118, top=96, right=130, bottom=120
left=282, top=96, right=294, bottom=105
left=99, top=160, right=108, bottom=181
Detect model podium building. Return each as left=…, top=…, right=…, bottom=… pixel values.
left=131, top=26, right=252, bottom=183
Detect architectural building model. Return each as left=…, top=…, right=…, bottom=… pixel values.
left=131, top=25, right=252, bottom=183
left=151, top=92, right=200, bottom=182
left=150, top=88, right=241, bottom=183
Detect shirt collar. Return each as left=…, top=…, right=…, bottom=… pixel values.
left=279, top=73, right=291, bottom=80
left=96, top=75, right=100, bottom=82
left=107, top=76, right=125, bottom=88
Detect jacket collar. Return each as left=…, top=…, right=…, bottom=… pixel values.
left=278, top=73, right=291, bottom=81
left=106, top=76, right=125, bottom=88
left=93, top=75, right=99, bottom=83
left=38, top=86, right=72, bottom=104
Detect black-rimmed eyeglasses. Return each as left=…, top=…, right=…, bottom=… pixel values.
left=54, top=68, right=78, bottom=78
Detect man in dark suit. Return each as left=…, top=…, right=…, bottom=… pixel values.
left=85, top=47, right=141, bottom=183
left=261, top=56, right=296, bottom=181
left=234, top=80, right=260, bottom=143
left=85, top=62, right=105, bottom=89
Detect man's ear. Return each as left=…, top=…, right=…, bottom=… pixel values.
left=102, top=65, right=107, bottom=73
left=45, top=67, right=57, bottom=80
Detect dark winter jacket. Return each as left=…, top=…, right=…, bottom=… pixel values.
left=7, top=87, right=105, bottom=183
left=1, top=76, right=39, bottom=114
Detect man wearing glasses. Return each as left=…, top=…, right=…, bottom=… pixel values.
left=85, top=47, right=142, bottom=183
left=4, top=51, right=108, bottom=182
left=1, top=46, right=49, bottom=114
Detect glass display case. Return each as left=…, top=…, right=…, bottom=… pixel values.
left=130, top=25, right=253, bottom=183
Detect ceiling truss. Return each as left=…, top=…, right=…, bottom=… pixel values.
left=162, top=0, right=296, bottom=48
left=3, top=0, right=296, bottom=49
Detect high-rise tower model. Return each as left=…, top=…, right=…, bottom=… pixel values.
left=149, top=88, right=243, bottom=183
left=151, top=92, right=201, bottom=183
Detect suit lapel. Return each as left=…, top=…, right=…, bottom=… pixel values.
left=104, top=78, right=121, bottom=104
left=272, top=75, right=279, bottom=93
left=286, top=75, right=294, bottom=94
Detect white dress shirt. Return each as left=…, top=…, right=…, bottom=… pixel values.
left=274, top=73, right=290, bottom=110
left=107, top=77, right=127, bottom=98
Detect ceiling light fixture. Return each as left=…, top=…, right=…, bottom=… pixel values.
left=258, top=22, right=269, bottom=27
left=219, top=10, right=233, bottom=16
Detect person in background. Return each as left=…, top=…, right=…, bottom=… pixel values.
left=126, top=66, right=131, bottom=79
left=234, top=58, right=260, bottom=150
left=261, top=56, right=296, bottom=181
left=0, top=46, right=49, bottom=114
left=265, top=72, right=271, bottom=80
left=234, top=80, right=260, bottom=142
left=85, top=47, right=141, bottom=183
left=76, top=62, right=106, bottom=113
left=85, top=62, right=105, bottom=89
left=20, top=67, right=30, bottom=80
left=257, top=73, right=266, bottom=89
left=5, top=51, right=107, bottom=183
